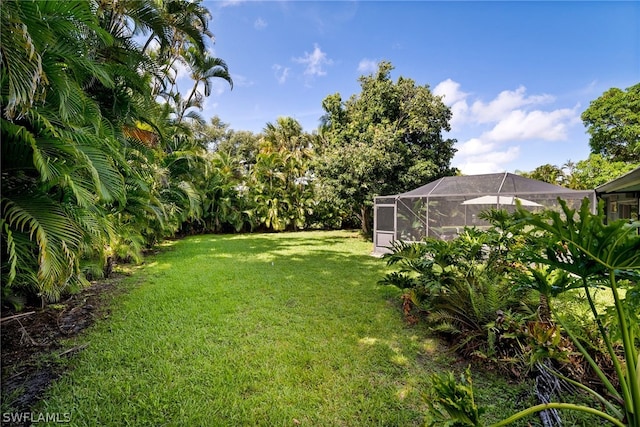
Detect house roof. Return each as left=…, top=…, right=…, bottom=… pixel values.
left=393, top=172, right=592, bottom=198
left=595, top=166, right=640, bottom=194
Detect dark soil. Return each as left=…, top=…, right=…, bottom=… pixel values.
left=1, top=273, right=130, bottom=420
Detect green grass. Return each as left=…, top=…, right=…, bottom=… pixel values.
left=39, top=231, right=438, bottom=425
left=36, top=230, right=588, bottom=426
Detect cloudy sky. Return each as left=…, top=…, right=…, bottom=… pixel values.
left=182, top=1, right=638, bottom=175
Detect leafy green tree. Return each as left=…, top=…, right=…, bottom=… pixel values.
left=520, top=164, right=566, bottom=186
left=581, top=83, right=640, bottom=162
left=569, top=154, right=640, bottom=189
left=219, top=130, right=261, bottom=165
left=248, top=117, right=315, bottom=231
left=317, top=61, right=457, bottom=234
left=521, top=154, right=639, bottom=190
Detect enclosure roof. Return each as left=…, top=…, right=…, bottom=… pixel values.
left=393, top=172, right=592, bottom=198
left=596, top=166, right=640, bottom=194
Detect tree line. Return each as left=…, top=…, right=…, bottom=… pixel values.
left=1, top=0, right=637, bottom=306
left=0, top=1, right=457, bottom=305
left=1, top=0, right=235, bottom=305
left=520, top=83, right=639, bottom=187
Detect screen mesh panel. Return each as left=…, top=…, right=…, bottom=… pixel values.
left=376, top=197, right=396, bottom=204
left=396, top=197, right=427, bottom=241
left=376, top=206, right=395, bottom=231
left=372, top=173, right=596, bottom=253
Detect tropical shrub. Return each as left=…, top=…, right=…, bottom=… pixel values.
left=199, top=151, right=251, bottom=233
left=1, top=0, right=232, bottom=304
left=425, top=366, right=484, bottom=427
left=501, top=199, right=640, bottom=426
left=417, top=199, right=639, bottom=427
left=381, top=229, right=537, bottom=358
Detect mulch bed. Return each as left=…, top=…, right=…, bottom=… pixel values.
left=1, top=273, right=130, bottom=418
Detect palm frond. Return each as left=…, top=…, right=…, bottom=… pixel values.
left=2, top=220, right=18, bottom=286
left=2, top=195, right=87, bottom=300
left=0, top=0, right=46, bottom=118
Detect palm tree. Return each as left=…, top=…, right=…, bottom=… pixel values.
left=177, top=47, right=233, bottom=124
left=141, top=0, right=213, bottom=96
left=1, top=0, right=124, bottom=302
left=260, top=118, right=315, bottom=230
left=141, top=0, right=212, bottom=55
left=1, top=0, right=230, bottom=303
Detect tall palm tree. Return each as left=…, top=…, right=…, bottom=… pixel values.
left=1, top=0, right=230, bottom=303
left=141, top=0, right=213, bottom=96
left=258, top=118, right=315, bottom=230
left=141, top=0, right=211, bottom=54
left=177, top=47, right=233, bottom=124
left=1, top=0, right=124, bottom=302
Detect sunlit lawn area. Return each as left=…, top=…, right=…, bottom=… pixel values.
left=40, top=230, right=537, bottom=426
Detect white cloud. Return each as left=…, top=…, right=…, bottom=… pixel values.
left=454, top=145, right=520, bottom=175
left=272, top=64, right=290, bottom=84
left=434, top=79, right=468, bottom=104
left=455, top=138, right=495, bottom=157
left=470, top=86, right=554, bottom=124
left=436, top=79, right=583, bottom=174
left=434, top=79, right=470, bottom=127
left=209, top=80, right=229, bottom=97
left=293, top=43, right=333, bottom=77
left=484, top=107, right=578, bottom=142
left=357, top=59, right=378, bottom=74
left=254, top=18, right=267, bottom=30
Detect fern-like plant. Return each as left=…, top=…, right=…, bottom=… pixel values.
left=425, top=366, right=485, bottom=427
left=492, top=199, right=640, bottom=427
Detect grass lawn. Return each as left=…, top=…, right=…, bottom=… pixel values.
left=38, top=230, right=541, bottom=426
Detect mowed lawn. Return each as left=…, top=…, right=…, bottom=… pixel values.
left=40, top=230, right=455, bottom=426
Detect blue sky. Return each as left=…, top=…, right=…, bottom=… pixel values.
left=181, top=1, right=638, bottom=175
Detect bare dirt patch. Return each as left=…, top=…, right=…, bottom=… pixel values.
left=1, top=273, right=130, bottom=419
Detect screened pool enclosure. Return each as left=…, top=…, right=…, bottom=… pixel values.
left=373, top=172, right=596, bottom=254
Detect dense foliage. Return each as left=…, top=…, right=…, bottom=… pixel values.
left=317, top=61, right=458, bottom=234
left=3, top=0, right=633, bottom=313
left=0, top=0, right=361, bottom=305
left=520, top=156, right=639, bottom=189
left=581, top=83, right=640, bottom=163
left=1, top=0, right=231, bottom=304
left=381, top=201, right=640, bottom=426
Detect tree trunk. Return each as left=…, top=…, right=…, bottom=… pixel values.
left=539, top=293, right=552, bottom=324
left=360, top=205, right=371, bottom=236
left=177, top=83, right=199, bottom=124
left=103, top=256, right=114, bottom=278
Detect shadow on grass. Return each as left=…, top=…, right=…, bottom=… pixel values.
left=149, top=232, right=384, bottom=289
left=35, top=231, right=445, bottom=426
